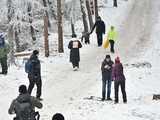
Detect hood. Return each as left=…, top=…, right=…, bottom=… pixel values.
left=16, top=93, right=31, bottom=103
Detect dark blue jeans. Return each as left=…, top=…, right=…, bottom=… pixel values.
left=102, top=79, right=112, bottom=99
left=97, top=33, right=103, bottom=46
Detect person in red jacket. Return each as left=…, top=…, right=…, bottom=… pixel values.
left=112, top=57, right=127, bottom=104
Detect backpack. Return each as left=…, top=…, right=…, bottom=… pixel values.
left=25, top=59, right=33, bottom=74
left=15, top=100, right=35, bottom=120
left=0, top=34, right=5, bottom=48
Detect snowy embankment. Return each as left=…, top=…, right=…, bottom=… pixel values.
left=1, top=0, right=160, bottom=120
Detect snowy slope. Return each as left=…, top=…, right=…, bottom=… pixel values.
left=1, top=0, right=160, bottom=120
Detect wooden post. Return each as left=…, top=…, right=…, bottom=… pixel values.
left=57, top=0, right=64, bottom=53
left=44, top=15, right=49, bottom=57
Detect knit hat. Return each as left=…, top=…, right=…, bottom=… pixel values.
left=52, top=113, right=65, bottom=120
left=115, top=56, right=120, bottom=63
left=105, top=55, right=111, bottom=59
left=33, top=50, right=39, bottom=55
left=19, top=85, right=27, bottom=94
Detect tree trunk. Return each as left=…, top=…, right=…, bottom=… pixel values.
left=7, top=0, right=14, bottom=23
left=14, top=29, right=21, bottom=52
left=44, top=15, right=49, bottom=57
left=27, top=3, right=36, bottom=43
left=71, top=19, right=76, bottom=37
left=90, top=0, right=94, bottom=15
left=42, top=0, right=51, bottom=27
left=8, top=24, right=15, bottom=65
left=86, top=0, right=94, bottom=30
left=113, top=0, right=118, bottom=7
left=57, top=0, right=64, bottom=53
left=94, top=0, right=98, bottom=21
left=80, top=0, right=89, bottom=42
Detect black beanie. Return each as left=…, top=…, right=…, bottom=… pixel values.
left=19, top=85, right=27, bottom=94
left=105, top=55, right=111, bottom=59
left=33, top=50, right=39, bottom=55
left=52, top=113, right=65, bottom=120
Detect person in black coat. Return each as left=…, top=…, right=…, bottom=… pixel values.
left=90, top=16, right=105, bottom=47
left=68, top=35, right=82, bottom=71
left=8, top=85, right=42, bottom=120
left=28, top=50, right=42, bottom=100
left=101, top=55, right=114, bottom=101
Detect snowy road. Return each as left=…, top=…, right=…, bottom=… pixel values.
left=1, top=0, right=160, bottom=120
left=41, top=0, right=160, bottom=119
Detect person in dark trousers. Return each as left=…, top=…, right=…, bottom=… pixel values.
left=52, top=113, right=65, bottom=120
left=107, top=26, right=117, bottom=53
left=90, top=16, right=105, bottom=47
left=68, top=34, right=82, bottom=71
left=81, top=32, right=90, bottom=44
left=112, top=57, right=127, bottom=104
left=8, top=85, right=42, bottom=120
left=101, top=55, right=114, bottom=101
left=28, top=50, right=42, bottom=100
left=0, top=33, right=10, bottom=75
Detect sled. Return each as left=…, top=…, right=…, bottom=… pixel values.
left=103, top=37, right=109, bottom=48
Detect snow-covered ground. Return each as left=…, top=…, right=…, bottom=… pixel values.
left=1, top=0, right=160, bottom=120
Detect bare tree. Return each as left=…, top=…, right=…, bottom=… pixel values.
left=57, top=0, right=64, bottom=53
left=27, top=2, right=36, bottom=43
left=8, top=24, right=15, bottom=65
left=86, top=0, right=94, bottom=30
left=94, top=0, right=98, bottom=21
left=14, top=27, right=21, bottom=52
left=44, top=15, right=49, bottom=57
left=80, top=0, right=89, bottom=42
left=42, top=0, right=51, bottom=27
left=7, top=0, right=14, bottom=23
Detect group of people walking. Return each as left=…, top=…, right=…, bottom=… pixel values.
left=68, top=16, right=127, bottom=103
left=1, top=16, right=124, bottom=120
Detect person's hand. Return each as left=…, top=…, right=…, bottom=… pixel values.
left=104, top=65, right=108, bottom=68
left=104, top=65, right=110, bottom=69
left=89, top=31, right=92, bottom=35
